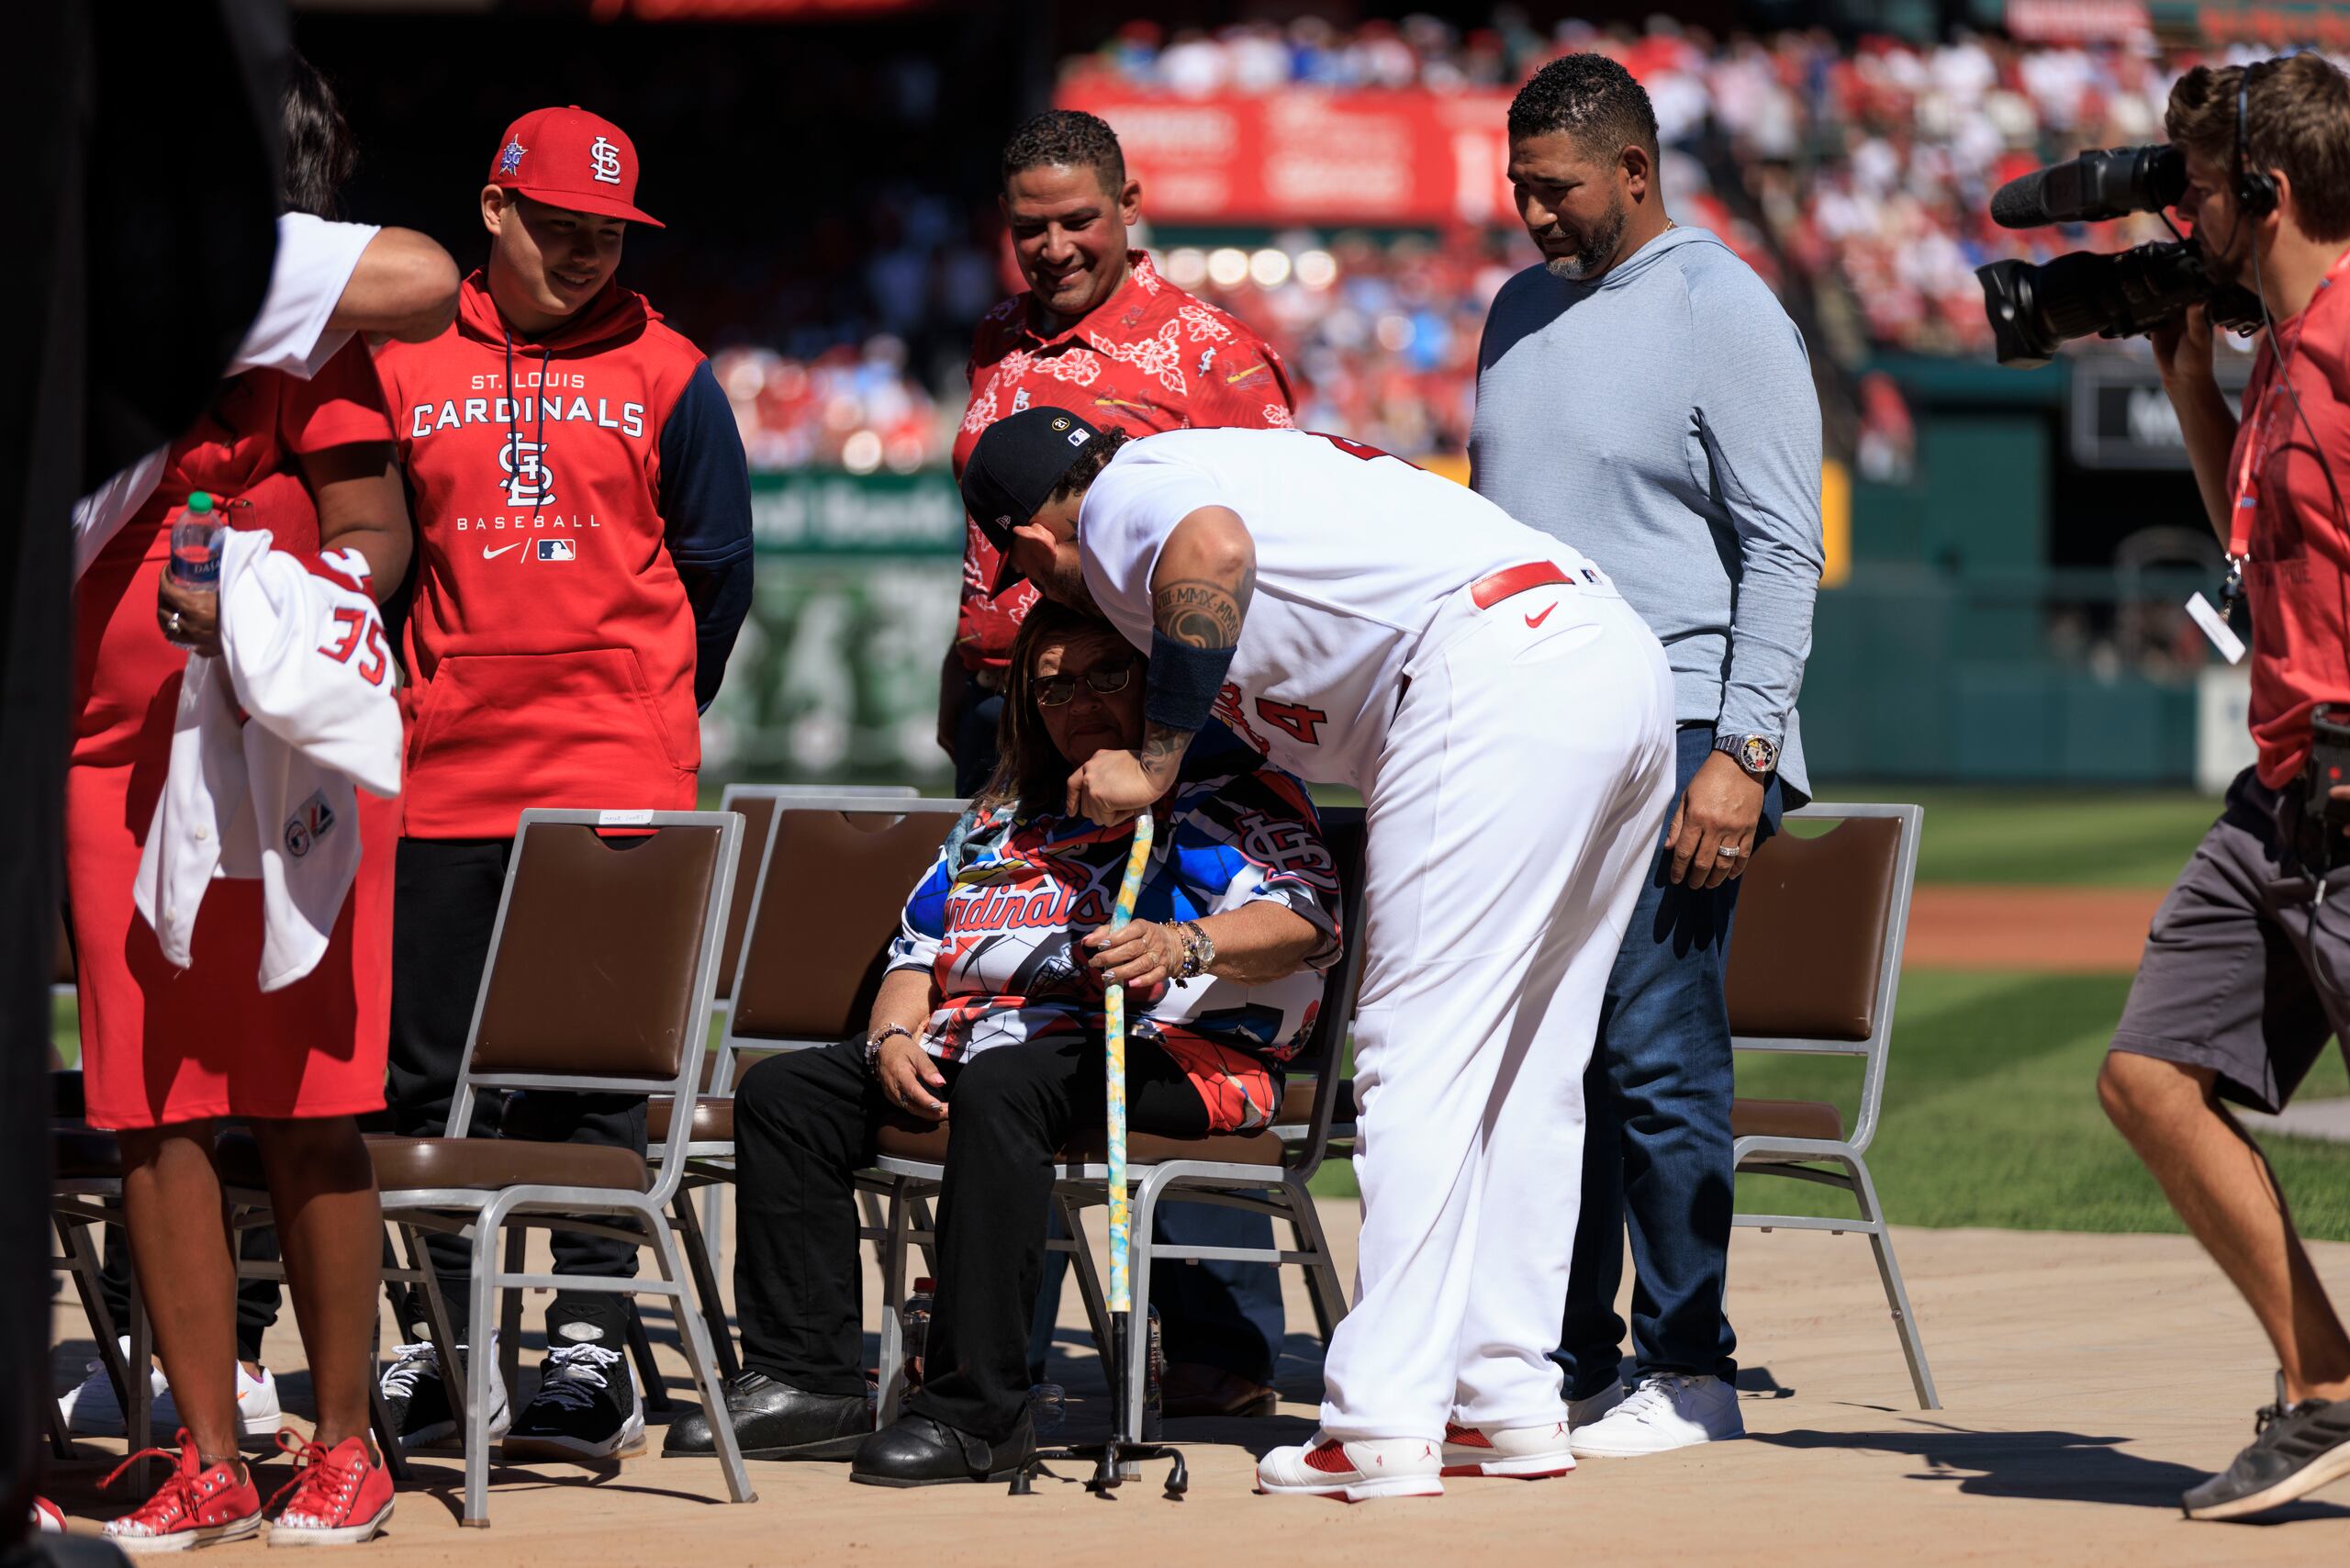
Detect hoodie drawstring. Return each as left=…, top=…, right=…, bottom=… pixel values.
left=500, top=329, right=555, bottom=537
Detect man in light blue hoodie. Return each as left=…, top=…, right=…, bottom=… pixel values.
left=1470, top=52, right=1823, bottom=1460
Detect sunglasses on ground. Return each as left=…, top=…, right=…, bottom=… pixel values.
left=1035, top=663, right=1136, bottom=707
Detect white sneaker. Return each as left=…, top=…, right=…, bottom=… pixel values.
left=1568, top=1373, right=1744, bottom=1458
left=57, top=1338, right=167, bottom=1436
left=1569, top=1381, right=1626, bottom=1428
left=155, top=1362, right=281, bottom=1439
left=30, top=1496, right=65, bottom=1534
left=1441, top=1419, right=1575, bottom=1479
left=1256, top=1434, right=1445, bottom=1500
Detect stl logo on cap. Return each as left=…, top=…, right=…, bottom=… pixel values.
left=589, top=135, right=622, bottom=186
left=498, top=139, right=527, bottom=175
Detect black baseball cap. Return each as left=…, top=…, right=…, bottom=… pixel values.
left=960, top=407, right=1106, bottom=594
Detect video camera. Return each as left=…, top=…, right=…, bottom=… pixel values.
left=1975, top=144, right=2263, bottom=367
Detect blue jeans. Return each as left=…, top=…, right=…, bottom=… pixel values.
left=1556, top=724, right=1781, bottom=1398
left=952, top=673, right=1286, bottom=1385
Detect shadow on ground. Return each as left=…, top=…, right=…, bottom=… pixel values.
left=1751, top=1424, right=2350, bottom=1522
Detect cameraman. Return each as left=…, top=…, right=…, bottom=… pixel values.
left=2098, top=53, right=2350, bottom=1521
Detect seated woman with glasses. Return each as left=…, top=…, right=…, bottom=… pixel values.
left=664, top=598, right=1340, bottom=1484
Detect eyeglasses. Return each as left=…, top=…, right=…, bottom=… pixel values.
left=1034, top=663, right=1136, bottom=707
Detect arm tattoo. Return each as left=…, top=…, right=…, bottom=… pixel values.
left=1139, top=720, right=1192, bottom=771
left=1152, top=567, right=1255, bottom=650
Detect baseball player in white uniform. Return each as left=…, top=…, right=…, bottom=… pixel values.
left=959, top=409, right=1675, bottom=1497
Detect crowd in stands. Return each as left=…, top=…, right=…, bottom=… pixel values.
left=714, top=17, right=2347, bottom=466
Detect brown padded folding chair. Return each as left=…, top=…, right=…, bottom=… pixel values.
left=647, top=795, right=966, bottom=1376
left=867, top=809, right=1369, bottom=1442
left=1726, top=801, right=1939, bottom=1409
left=690, top=784, right=923, bottom=1282
left=364, top=807, right=751, bottom=1526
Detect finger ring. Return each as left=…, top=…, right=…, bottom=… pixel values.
left=163, top=610, right=184, bottom=634
left=1716, top=844, right=1743, bottom=859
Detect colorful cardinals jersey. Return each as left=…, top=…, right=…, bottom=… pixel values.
left=373, top=274, right=751, bottom=838
left=1075, top=426, right=1606, bottom=790
left=951, top=251, right=1294, bottom=673
left=887, top=745, right=1338, bottom=1134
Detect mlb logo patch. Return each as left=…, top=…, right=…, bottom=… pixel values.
left=283, top=790, right=336, bottom=860
left=537, top=539, right=576, bottom=562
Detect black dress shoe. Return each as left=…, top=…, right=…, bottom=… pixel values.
left=661, top=1370, right=871, bottom=1461
left=848, top=1411, right=1035, bottom=1487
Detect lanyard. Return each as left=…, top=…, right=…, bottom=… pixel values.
left=2223, top=249, right=2350, bottom=615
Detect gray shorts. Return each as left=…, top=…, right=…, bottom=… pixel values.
left=2110, top=768, right=2350, bottom=1115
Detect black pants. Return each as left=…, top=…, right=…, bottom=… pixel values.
left=733, top=1036, right=1208, bottom=1442
left=387, top=837, right=643, bottom=1346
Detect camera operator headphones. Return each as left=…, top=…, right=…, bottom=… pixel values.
left=2235, top=69, right=2279, bottom=219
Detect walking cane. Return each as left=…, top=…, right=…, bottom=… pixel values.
left=1012, top=809, right=1187, bottom=1499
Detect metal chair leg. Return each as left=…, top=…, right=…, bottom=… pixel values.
left=463, top=1215, right=505, bottom=1528
left=366, top=1317, right=411, bottom=1484
left=1056, top=1195, right=1115, bottom=1370
left=57, top=1215, right=135, bottom=1416
left=498, top=1227, right=526, bottom=1411
left=671, top=1192, right=739, bottom=1381
left=401, top=1224, right=471, bottom=1438
left=1285, top=1182, right=1351, bottom=1340
left=908, top=1194, right=941, bottom=1278
left=1845, top=1154, right=1940, bottom=1410
left=652, top=1222, right=755, bottom=1504
left=126, top=1265, right=154, bottom=1489
left=625, top=1303, right=672, bottom=1416
left=875, top=1185, right=912, bottom=1425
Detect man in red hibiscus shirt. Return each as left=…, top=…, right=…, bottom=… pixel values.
left=942, top=109, right=1294, bottom=797
left=937, top=108, right=1296, bottom=1422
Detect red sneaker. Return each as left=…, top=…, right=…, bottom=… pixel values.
left=264, top=1430, right=394, bottom=1547
left=101, top=1430, right=264, bottom=1553
left=30, top=1496, right=65, bottom=1534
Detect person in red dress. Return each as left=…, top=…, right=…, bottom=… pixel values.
left=66, top=63, right=453, bottom=1551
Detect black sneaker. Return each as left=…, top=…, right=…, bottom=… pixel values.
left=2182, top=1373, right=2350, bottom=1520
left=500, top=1343, right=646, bottom=1462
left=379, top=1338, right=510, bottom=1450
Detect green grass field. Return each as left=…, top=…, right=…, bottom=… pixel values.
left=1826, top=784, right=2222, bottom=888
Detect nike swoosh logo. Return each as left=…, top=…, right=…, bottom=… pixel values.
left=482, top=543, right=521, bottom=560
left=1525, top=602, right=1556, bottom=628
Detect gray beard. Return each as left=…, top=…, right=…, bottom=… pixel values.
left=1542, top=202, right=1629, bottom=283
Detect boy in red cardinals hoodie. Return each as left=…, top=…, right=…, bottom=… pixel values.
left=371, top=106, right=751, bottom=1462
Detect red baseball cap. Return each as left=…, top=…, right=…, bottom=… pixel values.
left=487, top=106, right=664, bottom=228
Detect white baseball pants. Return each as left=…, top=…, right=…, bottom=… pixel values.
left=1319, top=572, right=1674, bottom=1440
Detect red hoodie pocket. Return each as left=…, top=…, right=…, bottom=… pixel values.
left=406, top=649, right=691, bottom=831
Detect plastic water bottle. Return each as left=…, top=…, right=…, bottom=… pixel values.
left=164, top=492, right=221, bottom=651
left=900, top=1278, right=934, bottom=1387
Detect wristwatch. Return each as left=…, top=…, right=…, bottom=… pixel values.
left=1714, top=734, right=1779, bottom=781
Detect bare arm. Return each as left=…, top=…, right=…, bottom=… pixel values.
left=330, top=228, right=460, bottom=344
left=308, top=442, right=412, bottom=601
left=2154, top=306, right=2242, bottom=545
left=1084, top=901, right=1320, bottom=991
left=1065, top=504, right=1257, bottom=825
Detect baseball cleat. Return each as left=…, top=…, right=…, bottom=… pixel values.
left=1256, top=1435, right=1443, bottom=1500
left=1440, top=1419, right=1576, bottom=1478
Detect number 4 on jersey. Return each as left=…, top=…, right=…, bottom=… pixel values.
left=1254, top=696, right=1328, bottom=746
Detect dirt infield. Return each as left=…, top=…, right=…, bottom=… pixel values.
left=42, top=1204, right=2350, bottom=1566
left=1904, top=886, right=2165, bottom=973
